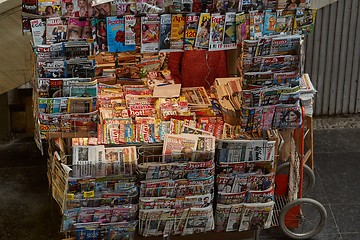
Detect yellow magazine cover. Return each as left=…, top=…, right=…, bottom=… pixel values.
left=170, top=14, right=185, bottom=51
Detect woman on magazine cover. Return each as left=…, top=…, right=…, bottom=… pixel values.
left=285, top=0, right=300, bottom=10
left=97, top=20, right=107, bottom=50
left=74, top=0, right=88, bottom=17
left=64, top=2, right=75, bottom=17
left=280, top=109, right=301, bottom=126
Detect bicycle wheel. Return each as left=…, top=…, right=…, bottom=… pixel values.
left=276, top=162, right=315, bottom=197
left=279, top=198, right=327, bottom=240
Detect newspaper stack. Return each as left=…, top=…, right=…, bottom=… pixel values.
left=299, top=73, right=317, bottom=116
left=214, top=139, right=276, bottom=232
left=138, top=132, right=216, bottom=236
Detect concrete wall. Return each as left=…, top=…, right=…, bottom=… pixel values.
left=0, top=0, right=32, bottom=95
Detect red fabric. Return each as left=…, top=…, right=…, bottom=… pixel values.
left=167, top=52, right=183, bottom=84
left=168, top=50, right=228, bottom=88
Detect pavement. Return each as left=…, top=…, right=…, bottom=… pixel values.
left=0, top=115, right=359, bottom=240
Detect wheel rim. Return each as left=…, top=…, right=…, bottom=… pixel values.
left=282, top=202, right=324, bottom=238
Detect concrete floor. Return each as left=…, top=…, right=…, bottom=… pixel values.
left=1, top=127, right=359, bottom=240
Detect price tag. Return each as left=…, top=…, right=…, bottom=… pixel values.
left=83, top=190, right=95, bottom=198
left=66, top=194, right=75, bottom=200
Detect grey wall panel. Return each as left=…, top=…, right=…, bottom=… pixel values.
left=310, top=8, right=322, bottom=115
left=350, top=3, right=360, bottom=113
left=305, top=0, right=360, bottom=115
left=329, top=1, right=341, bottom=115
left=322, top=3, right=336, bottom=115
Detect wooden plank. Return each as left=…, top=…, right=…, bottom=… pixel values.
left=336, top=0, right=351, bottom=114
left=349, top=0, right=360, bottom=113
left=317, top=5, right=330, bottom=115
left=311, top=9, right=323, bottom=115
left=342, top=0, right=359, bottom=114
left=306, top=116, right=314, bottom=170
left=329, top=1, right=342, bottom=115
left=45, top=131, right=94, bottom=139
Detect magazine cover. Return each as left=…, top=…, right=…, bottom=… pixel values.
left=181, top=87, right=211, bottom=106
left=217, top=191, right=247, bottom=204
left=235, top=12, right=247, bottom=45
left=222, top=12, right=237, bottom=50
left=214, top=204, right=231, bottom=232
left=104, top=146, right=137, bottom=176
left=38, top=0, right=62, bottom=16
left=124, top=15, right=136, bottom=45
left=159, top=209, right=177, bottom=235
left=226, top=204, right=244, bottom=231
left=66, top=17, right=83, bottom=40
left=62, top=0, right=88, bottom=17
left=30, top=19, right=46, bottom=46
left=246, top=187, right=275, bottom=203
left=208, top=14, right=225, bottom=51
left=46, top=17, right=67, bottom=44
left=213, top=0, right=227, bottom=13
left=74, top=222, right=100, bottom=239
left=273, top=103, right=302, bottom=129
left=22, top=0, right=38, bottom=14
left=217, top=140, right=251, bottom=163
left=238, top=201, right=274, bottom=232
left=294, top=8, right=316, bottom=35
left=249, top=140, right=267, bottom=162
left=106, top=16, right=136, bottom=52
left=181, top=0, right=193, bottom=12
left=261, top=105, right=276, bottom=129
left=182, top=206, right=214, bottom=235
left=67, top=97, right=93, bottom=113
left=162, top=134, right=199, bottom=162
left=89, top=2, right=112, bottom=18
left=141, top=15, right=160, bottom=53
left=275, top=9, right=295, bottom=34
left=170, top=14, right=185, bottom=51
left=276, top=0, right=287, bottom=9
left=159, top=14, right=172, bottom=51
left=194, top=13, right=211, bottom=49
left=239, top=0, right=252, bottom=12
left=95, top=18, right=108, bottom=51
left=143, top=210, right=163, bottom=236
left=270, top=35, right=301, bottom=55
left=263, top=10, right=277, bottom=36
left=249, top=10, right=263, bottom=40
left=184, top=14, right=199, bottom=51
left=112, top=0, right=137, bottom=15
left=72, top=145, right=97, bottom=177
left=69, top=80, right=98, bottom=97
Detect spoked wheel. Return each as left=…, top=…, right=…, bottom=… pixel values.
left=276, top=162, right=316, bottom=197
left=279, top=198, right=327, bottom=240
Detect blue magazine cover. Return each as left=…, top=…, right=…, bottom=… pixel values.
left=106, top=16, right=136, bottom=52
left=263, top=10, right=277, bottom=36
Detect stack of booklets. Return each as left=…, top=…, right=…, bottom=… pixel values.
left=299, top=73, right=316, bottom=116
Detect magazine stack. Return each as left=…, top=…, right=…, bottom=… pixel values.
left=214, top=139, right=276, bottom=232
left=137, top=133, right=216, bottom=236
left=23, top=0, right=319, bottom=239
